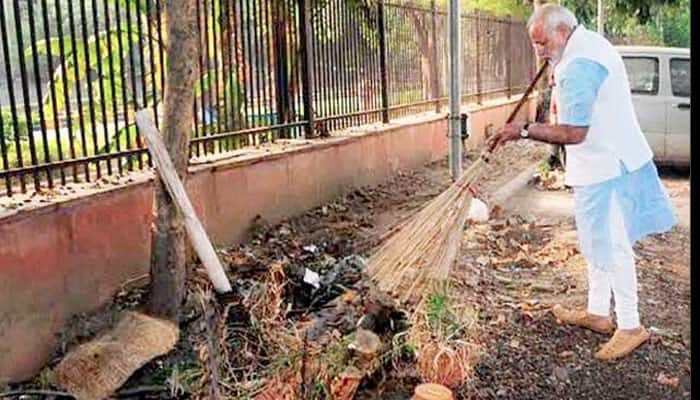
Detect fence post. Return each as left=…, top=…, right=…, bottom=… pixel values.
left=431, top=0, right=441, bottom=113
left=506, top=15, right=512, bottom=99
left=299, top=0, right=315, bottom=138
left=273, top=4, right=290, bottom=139
left=475, top=11, right=482, bottom=105
left=378, top=0, right=390, bottom=123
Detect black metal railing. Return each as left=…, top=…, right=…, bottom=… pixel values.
left=0, top=0, right=535, bottom=196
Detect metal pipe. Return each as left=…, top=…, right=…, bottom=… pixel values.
left=377, top=0, right=389, bottom=123
left=448, top=0, right=461, bottom=180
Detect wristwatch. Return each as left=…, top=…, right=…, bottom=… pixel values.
left=520, top=123, right=530, bottom=138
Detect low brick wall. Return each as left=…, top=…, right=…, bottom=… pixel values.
left=0, top=94, right=536, bottom=383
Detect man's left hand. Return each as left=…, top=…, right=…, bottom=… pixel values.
left=486, top=121, right=526, bottom=153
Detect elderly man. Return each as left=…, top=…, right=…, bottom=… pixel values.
left=487, top=4, right=676, bottom=361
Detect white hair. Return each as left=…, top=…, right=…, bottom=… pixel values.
left=527, top=4, right=578, bottom=32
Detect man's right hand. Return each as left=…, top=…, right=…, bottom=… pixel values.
left=486, top=122, right=525, bottom=153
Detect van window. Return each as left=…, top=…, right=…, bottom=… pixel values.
left=622, top=56, right=659, bottom=95
left=670, top=58, right=690, bottom=97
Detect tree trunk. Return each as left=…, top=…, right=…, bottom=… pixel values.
left=147, top=0, right=197, bottom=321
left=410, top=10, right=436, bottom=102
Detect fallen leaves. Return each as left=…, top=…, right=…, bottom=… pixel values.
left=656, top=372, right=680, bottom=388
left=558, top=351, right=574, bottom=359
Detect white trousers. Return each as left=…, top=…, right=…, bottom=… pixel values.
left=585, top=192, right=641, bottom=330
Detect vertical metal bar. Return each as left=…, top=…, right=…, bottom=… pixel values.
left=189, top=0, right=199, bottom=157
left=78, top=0, right=101, bottom=178
left=1, top=0, right=24, bottom=192
left=475, top=11, right=482, bottom=104
left=27, top=0, right=52, bottom=187
left=377, top=0, right=389, bottom=123
left=281, top=0, right=291, bottom=137
left=348, top=3, right=361, bottom=126
left=251, top=0, right=263, bottom=136
left=330, top=0, right=343, bottom=129
left=243, top=0, right=255, bottom=141
left=125, top=0, right=144, bottom=168
left=242, top=0, right=253, bottom=134
left=309, top=3, right=320, bottom=127
left=298, top=0, right=314, bottom=138
left=506, top=16, right=512, bottom=98
left=209, top=0, right=222, bottom=148
left=325, top=2, right=337, bottom=131
left=342, top=1, right=353, bottom=128
left=296, top=1, right=306, bottom=137
left=260, top=0, right=275, bottom=133
left=0, top=104, right=9, bottom=195
left=103, top=0, right=122, bottom=174
left=92, top=0, right=112, bottom=176
left=12, top=0, right=41, bottom=190
left=195, top=0, right=206, bottom=155
left=54, top=0, right=78, bottom=180
left=370, top=6, right=380, bottom=123
left=218, top=0, right=231, bottom=142
left=235, top=0, right=248, bottom=135
left=431, top=0, right=440, bottom=112
left=316, top=4, right=328, bottom=129
left=272, top=2, right=287, bottom=137
left=134, top=0, right=151, bottom=166
left=350, top=3, right=360, bottom=125
left=202, top=0, right=216, bottom=148
left=156, top=0, right=165, bottom=99
left=288, top=0, right=301, bottom=138
left=136, top=1, right=148, bottom=109
left=285, top=0, right=297, bottom=138
left=448, top=0, right=461, bottom=179
left=355, top=7, right=366, bottom=124
left=220, top=0, right=231, bottom=140
left=114, top=0, right=134, bottom=170
left=231, top=0, right=244, bottom=133
left=146, top=0, right=158, bottom=129
left=285, top=0, right=294, bottom=136
left=41, top=0, right=66, bottom=184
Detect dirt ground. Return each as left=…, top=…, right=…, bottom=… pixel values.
left=5, top=141, right=689, bottom=400
left=455, top=165, right=691, bottom=400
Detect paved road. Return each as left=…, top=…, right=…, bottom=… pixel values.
left=501, top=167, right=690, bottom=229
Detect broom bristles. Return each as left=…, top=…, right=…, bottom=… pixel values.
left=368, top=158, right=486, bottom=304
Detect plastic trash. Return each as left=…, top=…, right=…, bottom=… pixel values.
left=468, top=198, right=489, bottom=222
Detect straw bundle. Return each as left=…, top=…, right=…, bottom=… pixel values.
left=367, top=158, right=486, bottom=304
left=55, top=311, right=179, bottom=400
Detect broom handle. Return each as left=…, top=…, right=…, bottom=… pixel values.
left=479, top=61, right=549, bottom=163
left=506, top=61, right=550, bottom=125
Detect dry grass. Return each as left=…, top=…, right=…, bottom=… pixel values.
left=408, top=282, right=481, bottom=391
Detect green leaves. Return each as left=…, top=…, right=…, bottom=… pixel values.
left=24, top=14, right=164, bottom=127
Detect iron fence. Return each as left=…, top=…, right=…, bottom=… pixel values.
left=0, top=0, right=535, bottom=196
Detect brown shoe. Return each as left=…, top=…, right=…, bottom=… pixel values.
left=594, top=327, right=650, bottom=361
left=551, top=304, right=614, bottom=334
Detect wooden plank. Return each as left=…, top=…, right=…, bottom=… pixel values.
left=135, top=110, right=232, bottom=293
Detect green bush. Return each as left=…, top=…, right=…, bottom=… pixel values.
left=1, top=108, right=28, bottom=144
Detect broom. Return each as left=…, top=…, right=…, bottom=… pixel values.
left=367, top=62, right=549, bottom=305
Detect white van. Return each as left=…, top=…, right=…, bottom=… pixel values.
left=616, top=46, right=690, bottom=166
